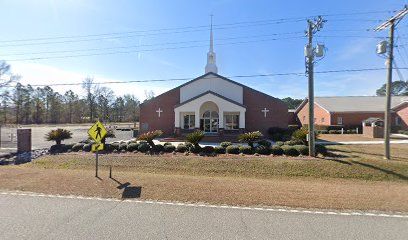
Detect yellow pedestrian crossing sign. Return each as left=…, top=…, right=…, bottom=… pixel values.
left=88, top=120, right=108, bottom=143
left=92, top=143, right=104, bottom=152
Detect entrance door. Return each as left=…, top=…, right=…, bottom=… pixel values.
left=201, top=111, right=219, bottom=133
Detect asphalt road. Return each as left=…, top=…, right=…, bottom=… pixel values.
left=0, top=193, right=407, bottom=240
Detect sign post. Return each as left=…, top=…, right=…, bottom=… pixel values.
left=88, top=121, right=108, bottom=178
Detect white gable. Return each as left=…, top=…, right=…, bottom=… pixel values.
left=180, top=74, right=243, bottom=104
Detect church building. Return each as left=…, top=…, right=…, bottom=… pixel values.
left=140, top=23, right=288, bottom=139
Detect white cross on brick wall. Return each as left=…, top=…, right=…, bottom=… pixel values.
left=156, top=108, right=163, bottom=117
left=261, top=108, right=269, bottom=118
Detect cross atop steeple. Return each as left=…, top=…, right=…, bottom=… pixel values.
left=205, top=15, right=218, bottom=74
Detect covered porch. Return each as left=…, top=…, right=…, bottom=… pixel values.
left=174, top=92, right=246, bottom=138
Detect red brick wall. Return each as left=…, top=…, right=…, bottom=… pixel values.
left=395, top=103, right=408, bottom=130
left=139, top=88, right=180, bottom=136
left=297, top=101, right=331, bottom=126
left=330, top=112, right=385, bottom=127
left=288, top=112, right=299, bottom=126
left=243, top=87, right=288, bottom=134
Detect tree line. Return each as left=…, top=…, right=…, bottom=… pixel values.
left=0, top=62, right=140, bottom=125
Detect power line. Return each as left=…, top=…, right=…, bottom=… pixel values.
left=4, top=36, right=306, bottom=61
left=26, top=67, right=408, bottom=87
left=0, top=32, right=304, bottom=57
left=0, top=10, right=394, bottom=47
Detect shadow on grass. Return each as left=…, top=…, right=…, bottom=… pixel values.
left=350, top=160, right=408, bottom=181
left=327, top=159, right=352, bottom=165
left=111, top=177, right=142, bottom=199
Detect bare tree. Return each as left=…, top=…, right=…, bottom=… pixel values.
left=0, top=61, right=20, bottom=88
left=82, top=77, right=96, bottom=122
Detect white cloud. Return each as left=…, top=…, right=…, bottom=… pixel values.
left=11, top=62, right=170, bottom=100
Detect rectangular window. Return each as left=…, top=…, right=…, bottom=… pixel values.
left=303, top=116, right=306, bottom=122
left=224, top=114, right=239, bottom=130
left=395, top=116, right=401, bottom=126
left=337, top=117, right=343, bottom=125
left=183, top=114, right=195, bottom=129
left=321, top=118, right=325, bottom=123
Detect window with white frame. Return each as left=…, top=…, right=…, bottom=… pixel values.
left=183, top=114, right=195, bottom=129
left=337, top=117, right=343, bottom=125
left=224, top=114, right=239, bottom=130
left=321, top=117, right=325, bottom=123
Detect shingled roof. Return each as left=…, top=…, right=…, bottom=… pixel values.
left=295, top=96, right=408, bottom=113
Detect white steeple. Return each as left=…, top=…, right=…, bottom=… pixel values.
left=205, top=15, right=218, bottom=74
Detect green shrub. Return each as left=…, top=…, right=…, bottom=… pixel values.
left=83, top=143, right=92, bottom=152
left=255, top=145, right=271, bottom=155
left=350, top=129, right=357, bottom=134
left=291, top=126, right=318, bottom=145
left=49, top=144, right=68, bottom=153
left=220, top=141, right=232, bottom=148
left=257, top=139, right=272, bottom=148
left=315, top=144, right=328, bottom=156
left=72, top=143, right=85, bottom=152
left=163, top=142, right=173, bottom=146
left=226, top=145, right=240, bottom=154
left=163, top=144, right=176, bottom=153
left=328, top=130, right=337, bottom=134
left=45, top=128, right=73, bottom=145
left=110, top=142, right=120, bottom=151
left=238, top=131, right=263, bottom=148
left=184, top=142, right=193, bottom=150
left=281, top=145, right=300, bottom=156
left=284, top=140, right=304, bottom=146
left=153, top=144, right=164, bottom=152
left=189, top=145, right=201, bottom=154
left=239, top=146, right=253, bottom=154
left=201, top=146, right=215, bottom=154
left=127, top=140, right=137, bottom=145
left=176, top=144, right=187, bottom=153
left=127, top=143, right=139, bottom=152
left=271, top=145, right=283, bottom=155
left=137, top=130, right=162, bottom=147
left=119, top=143, right=128, bottom=151
left=320, top=130, right=329, bottom=134
left=270, top=133, right=283, bottom=141
left=294, top=145, right=309, bottom=156
left=275, top=141, right=285, bottom=146
left=214, top=146, right=226, bottom=154
left=138, top=142, right=150, bottom=152
left=186, top=130, right=205, bottom=147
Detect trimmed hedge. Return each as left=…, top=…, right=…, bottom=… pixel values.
left=138, top=142, right=150, bottom=152
left=281, top=145, right=300, bottom=156
left=271, top=145, right=283, bottom=155
left=83, top=143, right=92, bottom=152
left=189, top=145, right=201, bottom=154
left=119, top=143, right=128, bottom=151
left=226, top=145, right=240, bottom=154
left=294, top=145, right=309, bottom=156
left=153, top=144, right=164, bottom=152
left=275, top=141, right=285, bottom=146
left=201, top=146, right=215, bottom=154
left=214, top=146, right=226, bottom=154
left=255, top=145, right=271, bottom=155
left=72, top=143, right=85, bottom=152
left=239, top=146, right=253, bottom=154
left=127, top=143, right=139, bottom=152
left=163, top=144, right=176, bottom=153
left=220, top=141, right=232, bottom=148
left=176, top=144, right=187, bottom=153
left=257, top=139, right=272, bottom=148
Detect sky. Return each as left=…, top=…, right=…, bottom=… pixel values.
left=1, top=0, right=408, bottom=101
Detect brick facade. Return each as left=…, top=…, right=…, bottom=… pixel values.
left=139, top=88, right=180, bottom=136
left=243, top=87, right=288, bottom=134
left=295, top=99, right=408, bottom=130
left=139, top=73, right=288, bottom=137
left=297, top=101, right=331, bottom=126
left=395, top=103, right=408, bottom=130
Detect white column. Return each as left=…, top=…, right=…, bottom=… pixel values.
left=239, top=110, right=246, bottom=128
left=174, top=109, right=180, bottom=128
left=195, top=109, right=200, bottom=128
left=218, top=108, right=224, bottom=128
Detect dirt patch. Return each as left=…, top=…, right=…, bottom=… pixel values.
left=1, top=167, right=407, bottom=212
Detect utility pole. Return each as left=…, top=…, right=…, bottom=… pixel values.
left=305, top=16, right=326, bottom=157
left=375, top=6, right=408, bottom=160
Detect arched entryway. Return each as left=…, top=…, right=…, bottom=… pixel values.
left=200, top=101, right=219, bottom=133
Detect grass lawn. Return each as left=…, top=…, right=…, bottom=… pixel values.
left=318, top=134, right=408, bottom=142
left=0, top=144, right=407, bottom=212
